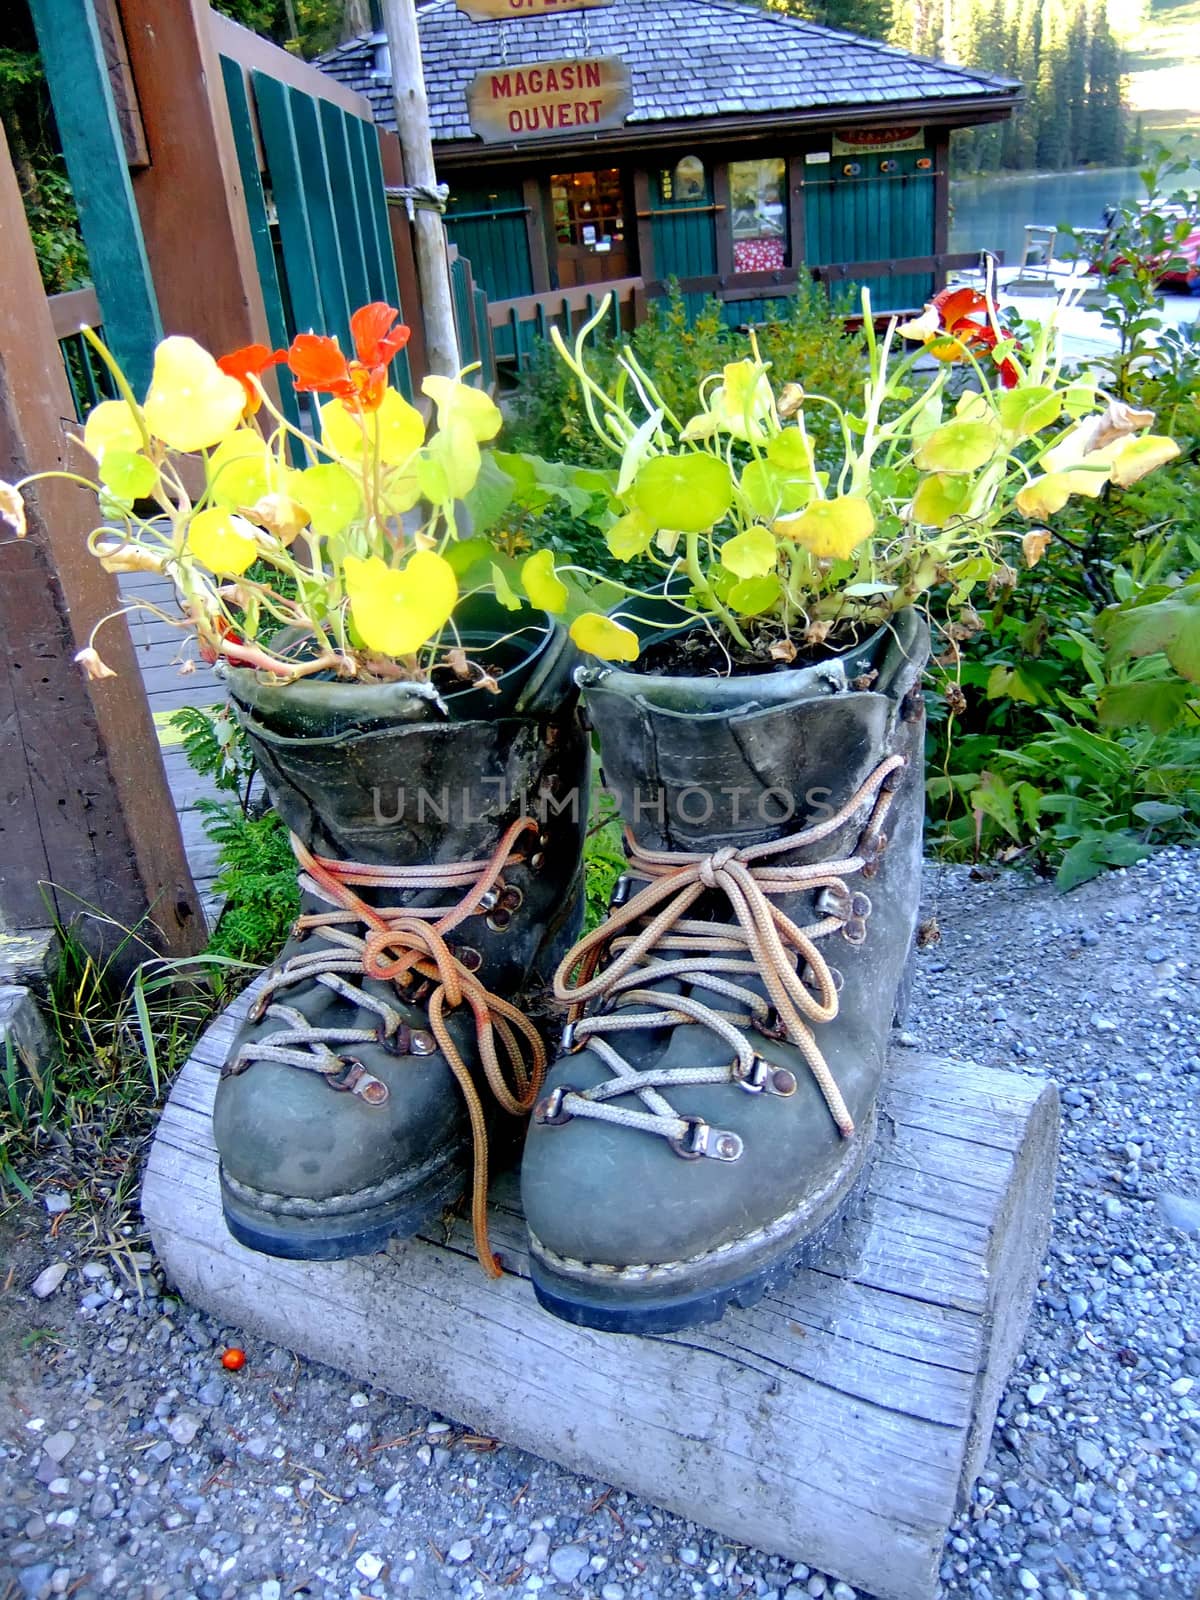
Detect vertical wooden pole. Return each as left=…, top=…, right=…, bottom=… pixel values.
left=0, top=127, right=203, bottom=968
left=27, top=0, right=161, bottom=393
left=523, top=175, right=552, bottom=294
left=932, top=134, right=951, bottom=291
left=713, top=162, right=734, bottom=280
left=632, top=169, right=655, bottom=291
left=115, top=0, right=273, bottom=355
left=378, top=130, right=430, bottom=387
left=788, top=153, right=808, bottom=276
left=379, top=0, right=461, bottom=376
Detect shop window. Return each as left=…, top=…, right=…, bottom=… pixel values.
left=551, top=169, right=625, bottom=255
left=673, top=155, right=706, bottom=201
left=730, top=156, right=787, bottom=274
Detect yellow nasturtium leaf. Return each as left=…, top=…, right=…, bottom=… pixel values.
left=997, top=385, right=1062, bottom=440
left=186, top=507, right=259, bottom=575
left=632, top=453, right=733, bottom=533
left=569, top=612, right=640, bottom=662
left=294, top=463, right=362, bottom=537
left=83, top=399, right=143, bottom=463
left=1015, top=468, right=1109, bottom=519
left=99, top=450, right=159, bottom=502
left=766, top=428, right=810, bottom=471
left=416, top=419, right=482, bottom=503
left=521, top=549, right=568, bottom=614
left=344, top=551, right=458, bottom=656
left=915, top=418, right=1001, bottom=474
left=421, top=375, right=503, bottom=443
left=728, top=574, right=782, bottom=616
left=143, top=337, right=245, bottom=452
left=491, top=562, right=523, bottom=611
left=775, top=495, right=874, bottom=561
left=321, top=388, right=425, bottom=466
left=206, top=430, right=272, bottom=510
left=1105, top=434, right=1180, bottom=488
left=719, top=525, right=777, bottom=580
left=606, top=508, right=655, bottom=561
left=709, top=360, right=774, bottom=440
left=911, top=473, right=973, bottom=529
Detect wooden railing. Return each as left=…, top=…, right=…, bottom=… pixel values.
left=47, top=285, right=115, bottom=420
left=488, top=276, right=643, bottom=371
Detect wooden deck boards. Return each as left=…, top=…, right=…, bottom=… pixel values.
left=119, top=571, right=225, bottom=928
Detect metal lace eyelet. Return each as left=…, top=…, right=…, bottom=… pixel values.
left=499, top=884, right=524, bottom=912
left=609, top=875, right=633, bottom=908
left=458, top=945, right=483, bottom=972
left=668, top=1117, right=743, bottom=1162
left=842, top=917, right=868, bottom=946
left=378, top=1022, right=412, bottom=1056
left=850, top=891, right=873, bottom=919
left=733, top=1055, right=797, bottom=1097
left=530, top=852, right=546, bottom=871
left=478, top=888, right=500, bottom=912
left=326, top=1059, right=390, bottom=1106
left=487, top=908, right=512, bottom=932
left=409, top=1030, right=437, bottom=1057
left=533, top=1085, right=575, bottom=1126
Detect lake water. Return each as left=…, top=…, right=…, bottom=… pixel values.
left=949, top=167, right=1151, bottom=265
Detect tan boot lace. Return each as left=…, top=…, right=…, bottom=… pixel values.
left=539, top=757, right=904, bottom=1160
left=229, top=816, right=547, bottom=1276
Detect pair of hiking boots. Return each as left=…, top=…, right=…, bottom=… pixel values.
left=214, top=606, right=927, bottom=1334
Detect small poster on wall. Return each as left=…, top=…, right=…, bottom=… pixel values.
left=831, top=127, right=924, bottom=155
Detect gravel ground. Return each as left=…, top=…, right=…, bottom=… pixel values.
left=1, top=847, right=1198, bottom=1600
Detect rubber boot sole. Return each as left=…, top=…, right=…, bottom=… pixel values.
left=220, top=1154, right=468, bottom=1262
left=528, top=1108, right=876, bottom=1335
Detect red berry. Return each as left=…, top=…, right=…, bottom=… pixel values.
left=220, top=1347, right=246, bottom=1371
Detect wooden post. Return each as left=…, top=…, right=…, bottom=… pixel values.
left=0, top=127, right=204, bottom=969
left=932, top=134, right=951, bottom=293
left=379, top=0, right=461, bottom=376
left=378, top=130, right=430, bottom=387
left=27, top=0, right=161, bottom=394
left=632, top=168, right=655, bottom=286
left=114, top=0, right=273, bottom=355
left=788, top=152, right=808, bottom=275
left=523, top=175, right=552, bottom=294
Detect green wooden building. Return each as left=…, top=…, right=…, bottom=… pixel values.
left=321, top=0, right=1019, bottom=343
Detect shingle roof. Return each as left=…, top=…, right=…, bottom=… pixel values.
left=319, top=0, right=1019, bottom=147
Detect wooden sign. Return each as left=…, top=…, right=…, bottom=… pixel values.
left=832, top=127, right=924, bottom=155
left=467, top=57, right=631, bottom=143
left=457, top=0, right=615, bottom=19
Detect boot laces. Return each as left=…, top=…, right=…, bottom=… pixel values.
left=229, top=816, right=547, bottom=1276
left=540, top=756, right=904, bottom=1158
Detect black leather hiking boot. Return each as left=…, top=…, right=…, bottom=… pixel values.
left=213, top=605, right=588, bottom=1271
left=521, top=609, right=928, bottom=1331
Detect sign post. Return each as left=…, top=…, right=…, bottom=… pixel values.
left=379, top=0, right=461, bottom=377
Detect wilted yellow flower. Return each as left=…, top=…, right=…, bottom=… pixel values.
left=75, top=646, right=117, bottom=681
left=0, top=481, right=27, bottom=538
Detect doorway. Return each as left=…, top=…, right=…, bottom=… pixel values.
left=550, top=168, right=629, bottom=287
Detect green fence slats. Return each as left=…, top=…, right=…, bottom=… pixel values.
left=285, top=88, right=352, bottom=351
left=218, top=58, right=302, bottom=434
left=318, top=102, right=372, bottom=316
left=252, top=71, right=325, bottom=343
left=445, top=187, right=533, bottom=303
left=28, top=0, right=161, bottom=393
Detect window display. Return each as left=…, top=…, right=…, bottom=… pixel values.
left=730, top=156, right=787, bottom=273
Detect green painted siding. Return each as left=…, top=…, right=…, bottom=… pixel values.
left=803, top=147, right=936, bottom=314
left=444, top=188, right=534, bottom=305
left=649, top=168, right=718, bottom=284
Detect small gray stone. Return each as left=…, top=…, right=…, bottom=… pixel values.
left=17, top=1563, right=55, bottom=1600
left=1076, top=1440, right=1104, bottom=1471
left=1068, top=1292, right=1089, bottom=1320
left=549, top=1545, right=589, bottom=1585
left=1110, top=1256, right=1134, bottom=1277
left=601, top=1586, right=625, bottom=1600
left=1017, top=1571, right=1040, bottom=1592
left=90, top=1489, right=115, bottom=1518
left=30, top=1263, right=69, bottom=1300
left=196, top=1379, right=225, bottom=1407
left=145, top=1440, right=173, bottom=1465
left=679, top=1547, right=700, bottom=1566
left=1158, top=1192, right=1200, bottom=1236
left=523, top=1532, right=550, bottom=1567
left=41, top=1430, right=75, bottom=1464
left=166, top=1414, right=200, bottom=1446
left=448, top=1539, right=473, bottom=1563
left=1170, top=1376, right=1194, bottom=1397
left=43, top=1191, right=70, bottom=1216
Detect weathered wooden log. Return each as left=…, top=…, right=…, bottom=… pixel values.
left=143, top=986, right=1058, bottom=1600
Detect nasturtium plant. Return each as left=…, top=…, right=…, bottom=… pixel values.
left=526, top=280, right=1180, bottom=664
left=0, top=303, right=580, bottom=684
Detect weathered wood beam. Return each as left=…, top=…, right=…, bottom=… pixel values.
left=0, top=125, right=204, bottom=967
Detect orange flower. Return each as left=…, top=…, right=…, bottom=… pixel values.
left=900, top=286, right=1020, bottom=388
left=286, top=303, right=410, bottom=415
left=216, top=343, right=286, bottom=417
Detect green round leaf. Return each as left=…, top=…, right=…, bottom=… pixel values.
left=911, top=473, right=973, bottom=529
left=99, top=449, right=158, bottom=502
left=727, top=574, right=782, bottom=617
left=295, top=463, right=362, bottom=537
left=631, top=453, right=733, bottom=533
left=719, top=525, right=777, bottom=580
left=766, top=429, right=810, bottom=471
left=740, top=459, right=813, bottom=520
left=606, top=508, right=655, bottom=561
left=206, top=430, right=271, bottom=510
left=914, top=419, right=1001, bottom=475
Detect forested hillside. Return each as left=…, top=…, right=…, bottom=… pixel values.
left=761, top=0, right=1130, bottom=173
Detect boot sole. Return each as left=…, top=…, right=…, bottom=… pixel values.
left=219, top=1156, right=468, bottom=1262
left=527, top=1109, right=875, bottom=1335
